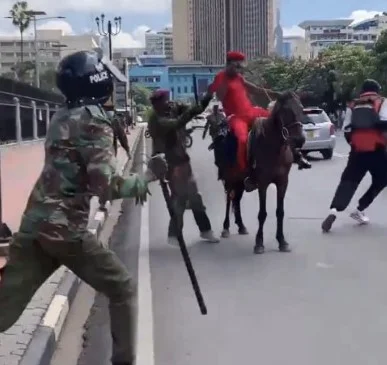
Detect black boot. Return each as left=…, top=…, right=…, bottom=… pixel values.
left=294, top=150, right=311, bottom=170
left=298, top=155, right=312, bottom=170
left=244, top=169, right=257, bottom=192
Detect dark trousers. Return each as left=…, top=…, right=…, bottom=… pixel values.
left=167, top=162, right=212, bottom=237
left=0, top=231, right=136, bottom=364
left=330, top=149, right=387, bottom=212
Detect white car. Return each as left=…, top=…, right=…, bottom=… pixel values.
left=301, top=107, right=336, bottom=160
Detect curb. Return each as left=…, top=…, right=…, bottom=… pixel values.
left=20, top=127, right=144, bottom=365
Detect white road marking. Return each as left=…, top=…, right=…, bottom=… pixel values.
left=136, top=134, right=155, bottom=365
left=41, top=294, right=69, bottom=340
left=316, top=262, right=333, bottom=269
left=333, top=152, right=348, bottom=158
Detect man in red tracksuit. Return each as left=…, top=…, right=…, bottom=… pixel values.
left=208, top=51, right=310, bottom=192
left=208, top=51, right=269, bottom=191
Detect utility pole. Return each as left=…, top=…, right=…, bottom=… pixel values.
left=95, top=14, right=122, bottom=60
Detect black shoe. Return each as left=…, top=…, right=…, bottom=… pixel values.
left=298, top=157, right=312, bottom=170
left=244, top=176, right=257, bottom=192
left=321, top=213, right=336, bottom=233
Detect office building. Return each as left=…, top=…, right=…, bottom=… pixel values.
left=0, top=29, right=99, bottom=74
left=299, top=14, right=387, bottom=58
left=128, top=55, right=222, bottom=101
left=282, top=36, right=308, bottom=59
left=145, top=26, right=173, bottom=59
left=172, top=0, right=275, bottom=64
left=299, top=19, right=354, bottom=59
left=350, top=13, right=387, bottom=48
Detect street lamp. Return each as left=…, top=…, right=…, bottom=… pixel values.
left=95, top=14, right=122, bottom=60
left=23, top=11, right=66, bottom=88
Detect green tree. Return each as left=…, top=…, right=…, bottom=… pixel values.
left=131, top=84, right=152, bottom=107
left=12, top=60, right=34, bottom=81
left=372, top=30, right=387, bottom=94
left=9, top=1, right=31, bottom=65
left=39, top=69, right=57, bottom=91
left=318, top=44, right=375, bottom=99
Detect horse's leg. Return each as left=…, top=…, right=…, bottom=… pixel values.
left=275, top=178, right=291, bottom=252
left=222, top=185, right=231, bottom=238
left=233, top=182, right=248, bottom=235
left=254, top=185, right=268, bottom=254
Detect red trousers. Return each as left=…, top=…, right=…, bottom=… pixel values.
left=229, top=107, right=269, bottom=172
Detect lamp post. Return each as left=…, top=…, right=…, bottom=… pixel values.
left=95, top=14, right=122, bottom=60
left=23, top=11, right=66, bottom=88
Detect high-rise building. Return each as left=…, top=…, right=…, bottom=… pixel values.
left=172, top=0, right=275, bottom=64
left=145, top=26, right=173, bottom=59
left=0, top=29, right=99, bottom=75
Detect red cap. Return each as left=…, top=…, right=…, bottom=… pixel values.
left=150, top=89, right=170, bottom=102
left=226, top=51, right=245, bottom=62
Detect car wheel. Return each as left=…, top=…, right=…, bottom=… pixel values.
left=321, top=148, right=333, bottom=160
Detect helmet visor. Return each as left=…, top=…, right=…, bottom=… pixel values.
left=101, top=57, right=127, bottom=83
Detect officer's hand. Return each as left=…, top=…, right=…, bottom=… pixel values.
left=145, top=153, right=167, bottom=182
left=132, top=174, right=150, bottom=205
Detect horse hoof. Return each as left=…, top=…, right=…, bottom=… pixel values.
left=238, top=227, right=249, bottom=235
left=254, top=245, right=265, bottom=254
left=279, top=244, right=291, bottom=253
left=221, top=229, right=230, bottom=238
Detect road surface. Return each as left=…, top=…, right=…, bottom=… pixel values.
left=68, top=131, right=387, bottom=365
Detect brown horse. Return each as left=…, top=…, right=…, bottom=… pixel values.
left=249, top=91, right=305, bottom=254
left=217, top=91, right=305, bottom=254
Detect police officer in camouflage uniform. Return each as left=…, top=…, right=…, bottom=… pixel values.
left=148, top=89, right=219, bottom=246
left=0, top=51, right=166, bottom=365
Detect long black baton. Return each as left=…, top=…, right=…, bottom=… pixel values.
left=159, top=179, right=208, bottom=315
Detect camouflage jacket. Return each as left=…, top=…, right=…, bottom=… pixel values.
left=111, top=116, right=130, bottom=156
left=19, top=105, right=141, bottom=242
left=148, top=105, right=201, bottom=166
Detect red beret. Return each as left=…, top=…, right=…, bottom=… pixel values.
left=226, top=51, right=245, bottom=62
left=150, top=89, right=170, bottom=102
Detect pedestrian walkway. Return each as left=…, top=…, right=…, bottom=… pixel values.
left=0, top=127, right=140, bottom=365
left=0, top=128, right=140, bottom=234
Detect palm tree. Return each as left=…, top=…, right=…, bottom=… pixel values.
left=9, top=1, right=31, bottom=64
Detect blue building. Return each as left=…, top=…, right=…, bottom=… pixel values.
left=128, top=55, right=223, bottom=101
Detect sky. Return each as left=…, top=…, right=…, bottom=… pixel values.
left=0, top=0, right=384, bottom=48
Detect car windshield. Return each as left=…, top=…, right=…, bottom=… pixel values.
left=302, top=110, right=330, bottom=124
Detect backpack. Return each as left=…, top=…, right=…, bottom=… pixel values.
left=350, top=96, right=384, bottom=130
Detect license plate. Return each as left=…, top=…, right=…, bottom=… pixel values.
left=306, top=130, right=315, bottom=139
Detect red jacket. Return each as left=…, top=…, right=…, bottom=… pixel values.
left=350, top=92, right=385, bottom=152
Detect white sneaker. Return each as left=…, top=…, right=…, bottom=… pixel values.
left=200, top=230, right=220, bottom=243
left=167, top=236, right=179, bottom=246
left=350, top=210, right=370, bottom=225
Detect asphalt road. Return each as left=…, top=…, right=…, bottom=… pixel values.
left=146, top=131, right=387, bottom=365
left=64, top=131, right=387, bottom=365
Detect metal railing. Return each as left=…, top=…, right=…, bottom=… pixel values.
left=0, top=97, right=60, bottom=143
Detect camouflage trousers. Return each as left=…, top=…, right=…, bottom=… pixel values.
left=0, top=230, right=136, bottom=364
left=168, top=162, right=212, bottom=237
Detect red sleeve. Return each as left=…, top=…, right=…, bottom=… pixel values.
left=254, top=106, right=270, bottom=118
left=209, top=71, right=224, bottom=93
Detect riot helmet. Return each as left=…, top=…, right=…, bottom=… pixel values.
left=361, top=79, right=381, bottom=94
left=56, top=50, right=127, bottom=106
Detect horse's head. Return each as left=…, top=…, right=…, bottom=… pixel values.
left=271, top=91, right=305, bottom=149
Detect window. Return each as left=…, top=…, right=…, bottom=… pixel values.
left=177, top=86, right=181, bottom=93
left=191, top=86, right=194, bottom=92
left=184, top=86, right=187, bottom=93
left=0, top=42, right=14, bottom=47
